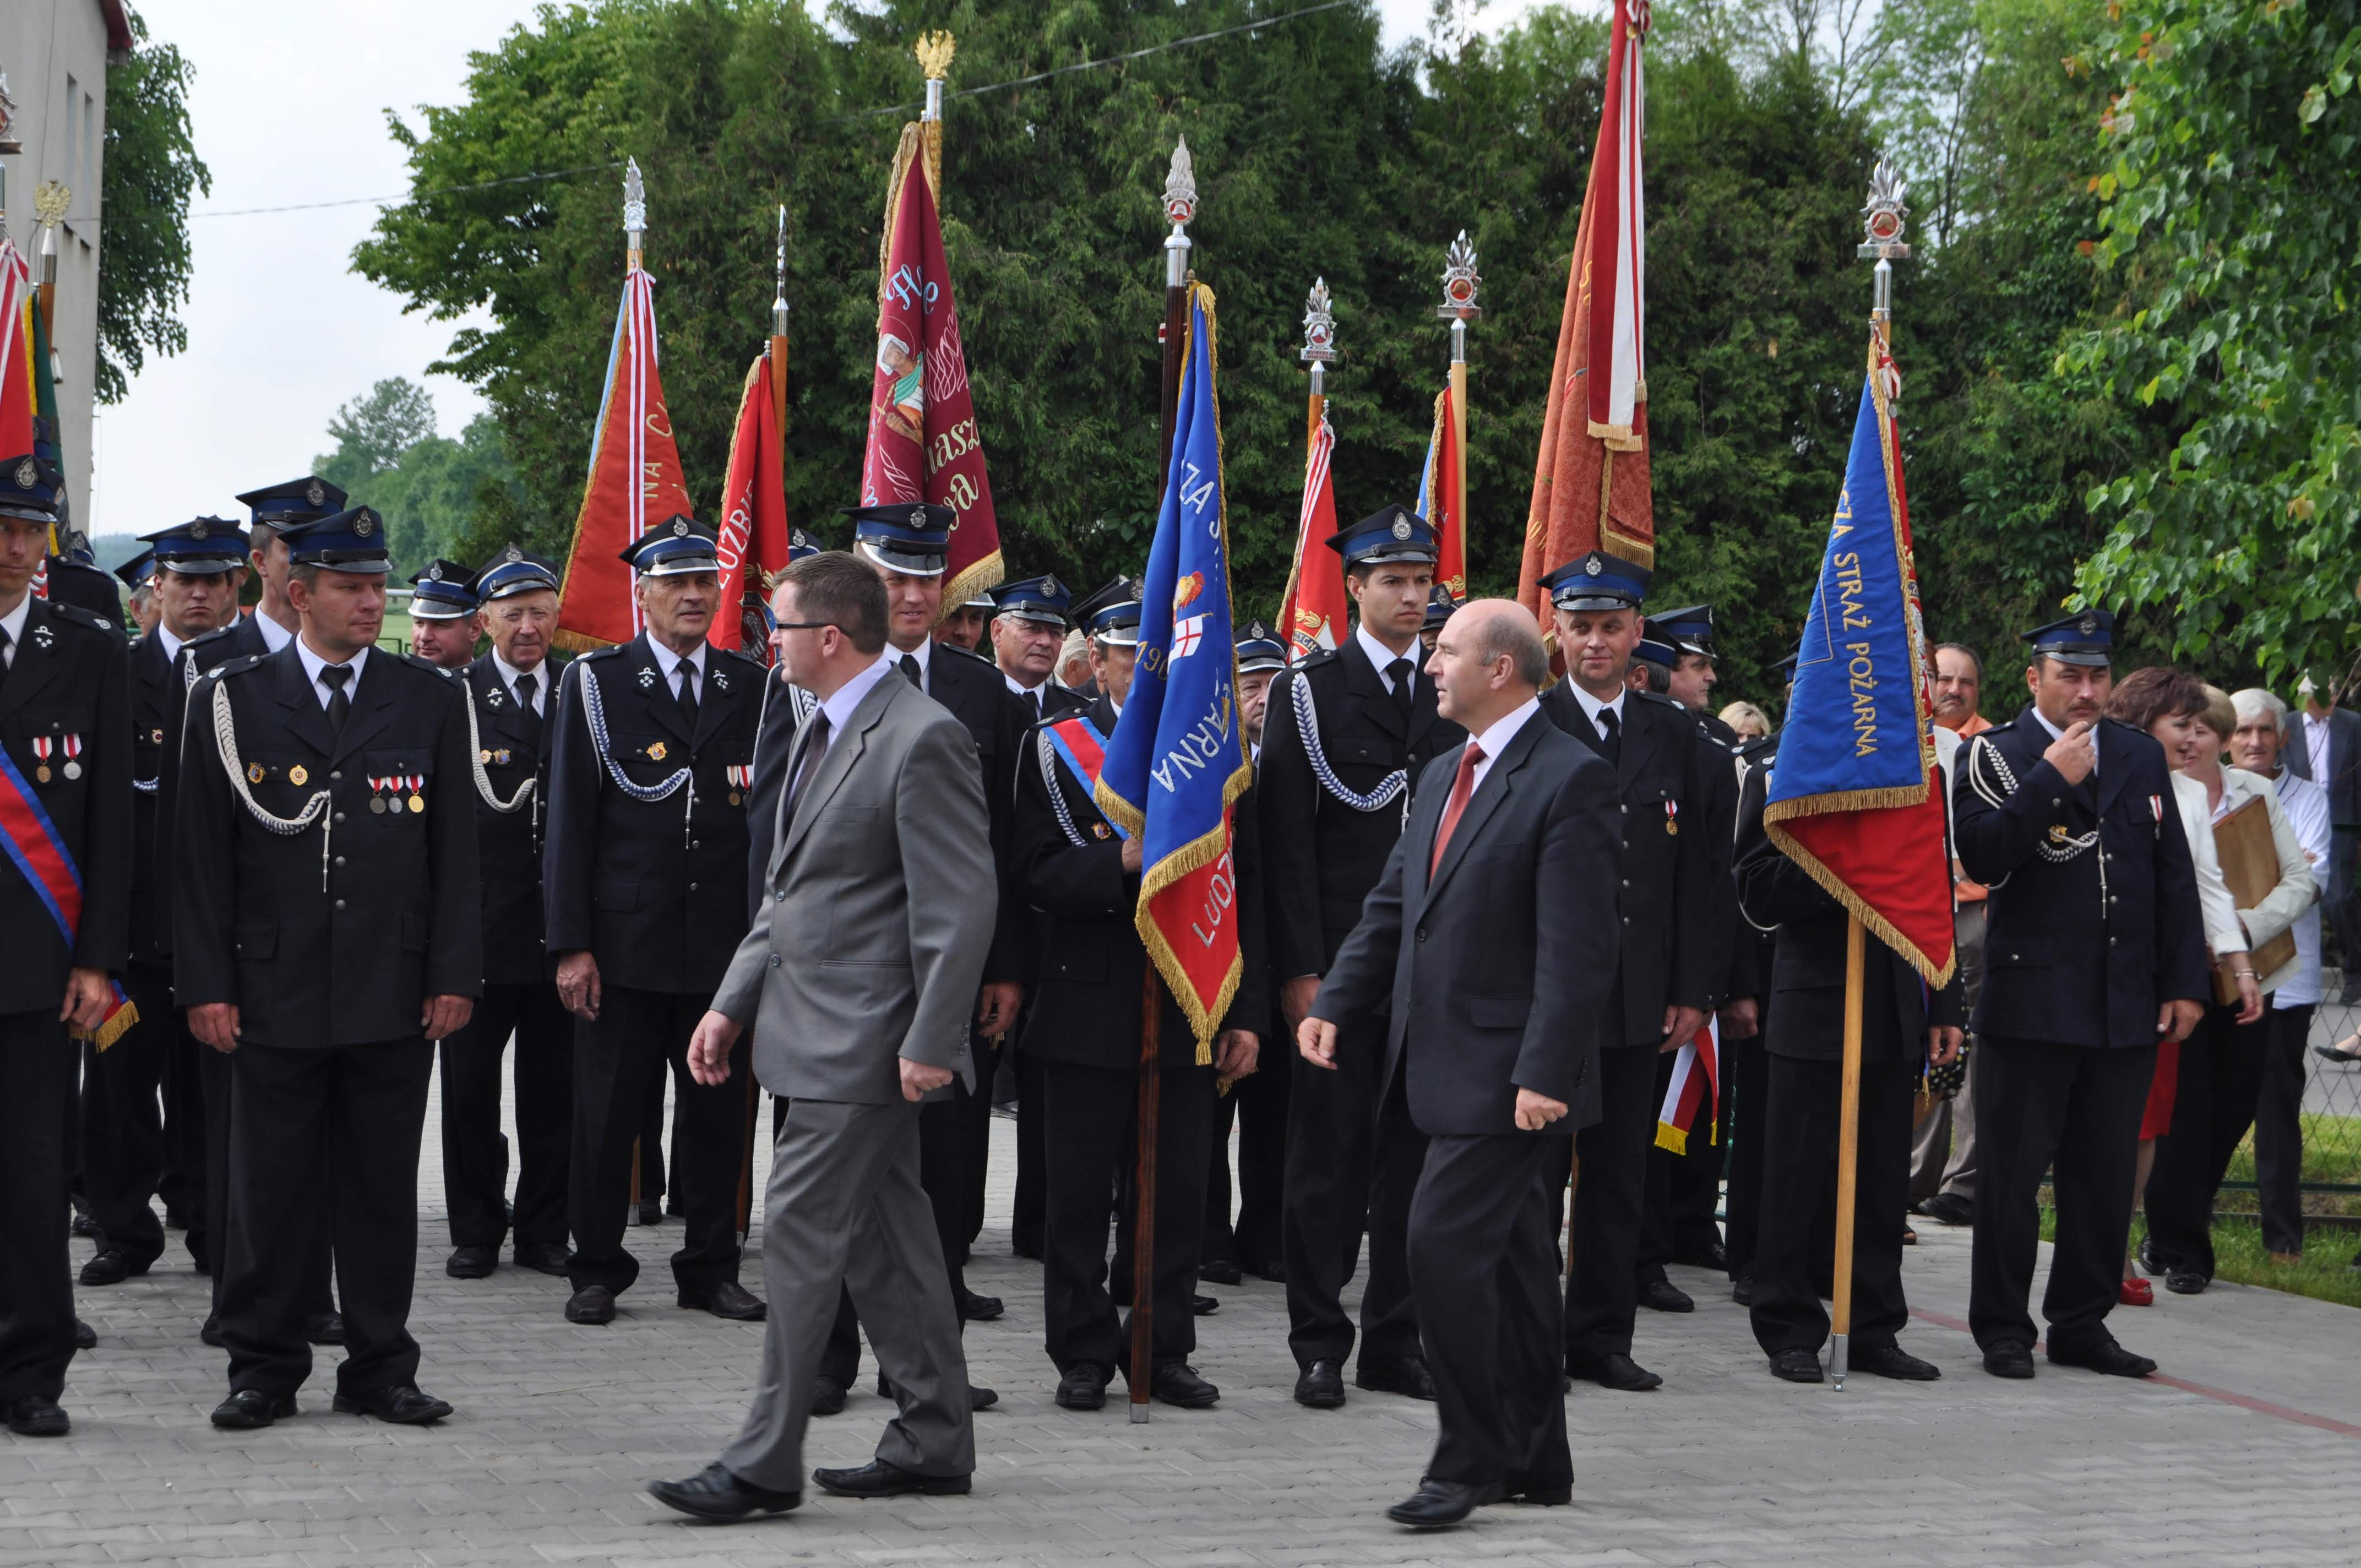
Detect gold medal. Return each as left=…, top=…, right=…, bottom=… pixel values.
left=289, top=765, right=309, bottom=786
left=647, top=740, right=668, bottom=761
left=370, top=797, right=387, bottom=814
left=247, top=763, right=265, bottom=785
left=1666, top=819, right=1678, bottom=836
left=409, top=794, right=425, bottom=813
left=35, top=764, right=51, bottom=783
left=480, top=749, right=493, bottom=765
left=728, top=791, right=742, bottom=806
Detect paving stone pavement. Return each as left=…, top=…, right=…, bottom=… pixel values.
left=10, top=1076, right=2361, bottom=1567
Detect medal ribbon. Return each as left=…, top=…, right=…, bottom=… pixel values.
left=1043, top=716, right=1129, bottom=843
left=0, top=744, right=137, bottom=1046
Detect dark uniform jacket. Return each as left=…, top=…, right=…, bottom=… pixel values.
left=1732, top=755, right=1962, bottom=1061
left=0, top=598, right=132, bottom=1014
left=1951, top=707, right=2210, bottom=1048
left=127, top=631, right=178, bottom=967
left=543, top=633, right=763, bottom=995
left=1257, top=636, right=1462, bottom=980
left=43, top=556, right=128, bottom=630
left=1011, top=694, right=1270, bottom=1070
left=156, top=614, right=282, bottom=950
left=1312, top=714, right=1623, bottom=1135
left=1538, top=683, right=1723, bottom=1046
left=461, top=654, right=558, bottom=986
left=172, top=643, right=481, bottom=1047
left=1729, top=732, right=1781, bottom=1000
left=911, top=641, right=1029, bottom=985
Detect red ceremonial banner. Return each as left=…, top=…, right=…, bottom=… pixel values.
left=1279, top=407, right=1346, bottom=662
left=555, top=265, right=695, bottom=652
left=0, top=238, right=35, bottom=463
left=1422, top=384, right=1467, bottom=602
left=714, top=353, right=791, bottom=656
left=863, top=121, right=1002, bottom=611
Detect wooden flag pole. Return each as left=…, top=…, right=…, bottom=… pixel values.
left=1439, top=231, right=1479, bottom=597
left=1830, top=914, right=1866, bottom=1390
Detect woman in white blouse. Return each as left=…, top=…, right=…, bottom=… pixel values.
left=2142, top=685, right=2315, bottom=1296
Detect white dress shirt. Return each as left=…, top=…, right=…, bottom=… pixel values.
left=154, top=623, right=186, bottom=663
left=2271, top=769, right=2332, bottom=1007
left=493, top=652, right=548, bottom=716
left=252, top=610, right=294, bottom=653
left=1356, top=623, right=1419, bottom=696
left=1464, top=696, right=1542, bottom=794
left=294, top=638, right=369, bottom=710
left=797, top=654, right=898, bottom=786
left=0, top=594, right=28, bottom=668
left=2030, top=705, right=2098, bottom=777
left=894, top=636, right=935, bottom=692
left=646, top=635, right=708, bottom=706
left=1563, top=681, right=1628, bottom=744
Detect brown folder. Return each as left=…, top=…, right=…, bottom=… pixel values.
left=2211, top=794, right=2297, bottom=1003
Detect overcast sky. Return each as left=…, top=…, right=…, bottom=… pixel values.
left=93, top=0, right=1539, bottom=539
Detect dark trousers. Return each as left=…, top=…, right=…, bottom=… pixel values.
left=1012, top=1044, right=1047, bottom=1257
left=2255, top=1003, right=2316, bottom=1255
left=197, top=1027, right=334, bottom=1321
left=917, top=1037, right=986, bottom=1300
left=1750, top=1054, right=1912, bottom=1355
left=2146, top=1004, right=2273, bottom=1278
left=0, top=1009, right=78, bottom=1403
left=1724, top=1023, right=1770, bottom=1282
left=1968, top=1034, right=2153, bottom=1357
left=1281, top=1015, right=1426, bottom=1371
left=567, top=986, right=748, bottom=1297
left=79, top=962, right=178, bottom=1270
left=960, top=1036, right=1000, bottom=1249
left=440, top=979, right=573, bottom=1252
left=1203, top=1046, right=1290, bottom=1270
left=1564, top=1042, right=1659, bottom=1363
left=219, top=1039, right=432, bottom=1396
left=2327, top=827, right=2361, bottom=987
left=1639, top=1046, right=1726, bottom=1281
left=1041, top=1058, right=1211, bottom=1374
left=1409, top=1131, right=1570, bottom=1493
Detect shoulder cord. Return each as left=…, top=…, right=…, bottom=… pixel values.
left=575, top=660, right=694, bottom=801
left=209, top=679, right=334, bottom=891
left=1038, top=730, right=1094, bottom=848
left=1290, top=672, right=1407, bottom=814
left=460, top=679, right=534, bottom=814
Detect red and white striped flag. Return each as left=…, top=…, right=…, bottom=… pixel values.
left=1656, top=1014, right=1719, bottom=1154
left=1279, top=407, right=1346, bottom=662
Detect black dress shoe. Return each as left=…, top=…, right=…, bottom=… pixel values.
left=1673, top=1239, right=1728, bottom=1271
left=1357, top=1357, right=1438, bottom=1401
left=1730, top=1274, right=1755, bottom=1306
left=513, top=1242, right=571, bottom=1276
left=681, top=1281, right=767, bottom=1320
left=1191, top=1293, right=1218, bottom=1315
left=304, top=1312, right=345, bottom=1346
left=1916, top=1191, right=1974, bottom=1227
left=79, top=1248, right=146, bottom=1286
left=210, top=1389, right=296, bottom=1429
left=1150, top=1361, right=1220, bottom=1408
left=69, top=1205, right=99, bottom=1240
left=1982, top=1340, right=2036, bottom=1379
left=636, top=1200, right=662, bottom=1227
left=334, top=1384, right=454, bottom=1424
left=960, top=1291, right=1004, bottom=1322
left=1294, top=1359, right=1346, bottom=1409
left=810, top=1375, right=848, bottom=1416
left=815, top=1457, right=973, bottom=1497
left=2163, top=1268, right=2207, bottom=1295
left=1199, top=1257, right=1243, bottom=1285
left=1854, top=1344, right=1942, bottom=1381
left=648, top=1461, right=801, bottom=1521
left=1569, top=1352, right=1663, bottom=1391
left=1768, top=1348, right=1824, bottom=1383
left=200, top=1314, right=225, bottom=1348
left=1637, top=1278, right=1695, bottom=1313
left=565, top=1285, right=617, bottom=1325
left=1247, top=1259, right=1286, bottom=1283
left=445, top=1245, right=497, bottom=1280
left=1056, top=1363, right=1109, bottom=1410
left=2048, top=1337, right=2156, bottom=1378
left=74, top=1319, right=96, bottom=1351
left=5, top=1396, right=69, bottom=1437
left=2136, top=1236, right=2162, bottom=1277
left=1385, top=1478, right=1502, bottom=1528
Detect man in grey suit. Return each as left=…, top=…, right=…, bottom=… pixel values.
left=648, top=552, right=996, bottom=1521
left=2284, top=687, right=2361, bottom=1001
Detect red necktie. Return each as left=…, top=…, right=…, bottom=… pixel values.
left=1429, top=741, right=1485, bottom=877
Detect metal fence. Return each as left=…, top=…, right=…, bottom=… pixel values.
left=2215, top=988, right=2361, bottom=1224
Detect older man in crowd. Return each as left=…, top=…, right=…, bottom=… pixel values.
left=1913, top=643, right=1993, bottom=1227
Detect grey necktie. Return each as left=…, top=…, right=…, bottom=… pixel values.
left=784, top=711, right=833, bottom=824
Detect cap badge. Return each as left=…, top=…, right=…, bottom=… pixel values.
left=353, top=514, right=375, bottom=538
left=908, top=506, right=928, bottom=529
left=1391, top=517, right=1413, bottom=541
left=306, top=480, right=326, bottom=507
left=505, top=543, right=523, bottom=562
left=13, top=458, right=35, bottom=488
left=1584, top=556, right=1603, bottom=577
left=1042, top=575, right=1060, bottom=598
left=189, top=520, right=209, bottom=541
left=427, top=563, right=443, bottom=581
left=671, top=518, right=690, bottom=538
left=2077, top=614, right=2097, bottom=636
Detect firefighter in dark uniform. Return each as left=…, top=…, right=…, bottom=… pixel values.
left=545, top=517, right=765, bottom=1327
left=1735, top=748, right=1963, bottom=1382
left=0, top=454, right=132, bottom=1439
left=1724, top=651, right=1794, bottom=1304
left=405, top=561, right=480, bottom=671
left=1536, top=551, right=1724, bottom=1391
left=437, top=547, right=574, bottom=1281
left=1952, top=609, right=2208, bottom=1379
left=1258, top=505, right=1464, bottom=1409
left=1011, top=577, right=1266, bottom=1412
left=79, top=519, right=247, bottom=1296
left=175, top=505, right=481, bottom=1430
left=41, top=542, right=127, bottom=630
left=1418, top=583, right=1455, bottom=656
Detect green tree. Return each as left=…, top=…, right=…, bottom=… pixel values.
left=314, top=377, right=523, bottom=573
left=95, top=8, right=211, bottom=404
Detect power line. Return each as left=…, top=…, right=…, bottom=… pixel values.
left=186, top=1, right=1356, bottom=221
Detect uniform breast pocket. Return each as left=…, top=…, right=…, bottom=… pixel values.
left=361, top=749, right=436, bottom=817
left=243, top=751, right=323, bottom=810
left=609, top=730, right=685, bottom=789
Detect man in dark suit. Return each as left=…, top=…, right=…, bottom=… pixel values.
left=1010, top=579, right=1266, bottom=1412
left=1536, top=553, right=1723, bottom=1390
left=437, top=548, right=572, bottom=1280
left=1952, top=609, right=2209, bottom=1379
left=175, top=505, right=481, bottom=1430
left=0, top=455, right=132, bottom=1439
left=1302, top=598, right=1620, bottom=1528
left=1734, top=756, right=1963, bottom=1381
left=1258, top=505, right=1464, bottom=1408
left=78, top=519, right=247, bottom=1294
left=2283, top=684, right=2361, bottom=1002
left=545, top=517, right=766, bottom=1327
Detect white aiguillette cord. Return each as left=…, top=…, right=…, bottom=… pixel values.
left=210, top=680, right=334, bottom=890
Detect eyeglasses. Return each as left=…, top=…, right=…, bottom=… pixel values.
left=770, top=620, right=839, bottom=633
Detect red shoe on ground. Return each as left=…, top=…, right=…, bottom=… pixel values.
left=2120, top=1278, right=2154, bottom=1307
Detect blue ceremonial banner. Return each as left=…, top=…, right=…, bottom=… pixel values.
left=1097, top=282, right=1251, bottom=1055
left=1762, top=332, right=1955, bottom=984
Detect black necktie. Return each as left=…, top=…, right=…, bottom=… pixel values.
left=322, top=664, right=353, bottom=733
left=1028, top=688, right=1043, bottom=723
left=675, top=663, right=699, bottom=730
left=785, top=711, right=832, bottom=823
left=1596, top=704, right=1622, bottom=768
left=0, top=624, right=12, bottom=689
left=1387, top=658, right=1415, bottom=725
left=514, top=672, right=537, bottom=712
left=900, top=654, right=923, bottom=690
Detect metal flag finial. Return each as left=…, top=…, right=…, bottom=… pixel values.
left=1162, top=137, right=1198, bottom=287
left=771, top=204, right=790, bottom=334
left=622, top=157, right=648, bottom=257
left=0, top=72, right=18, bottom=156
left=1437, top=231, right=1482, bottom=321
left=916, top=31, right=955, bottom=121
left=1858, top=159, right=1910, bottom=260
left=32, top=179, right=69, bottom=229
left=1301, top=278, right=1336, bottom=365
